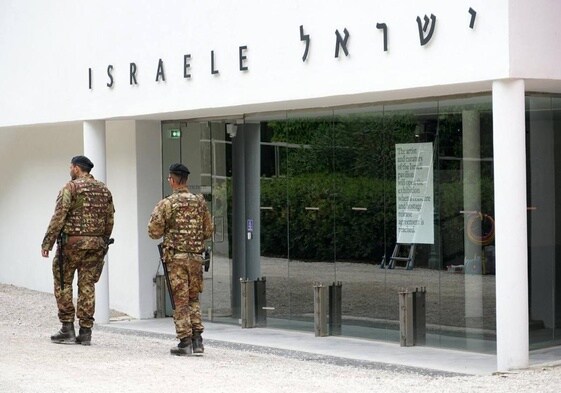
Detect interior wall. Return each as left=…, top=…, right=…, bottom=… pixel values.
left=0, top=124, right=82, bottom=292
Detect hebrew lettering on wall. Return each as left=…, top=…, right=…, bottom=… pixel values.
left=416, top=14, right=436, bottom=46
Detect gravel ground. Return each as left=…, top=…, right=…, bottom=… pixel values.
left=1, top=283, right=561, bottom=393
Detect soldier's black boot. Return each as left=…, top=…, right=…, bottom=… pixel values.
left=192, top=332, right=204, bottom=355
left=75, top=327, right=92, bottom=346
left=51, top=322, right=76, bottom=344
left=170, top=337, right=193, bottom=356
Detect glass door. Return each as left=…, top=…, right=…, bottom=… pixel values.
left=161, top=121, right=234, bottom=322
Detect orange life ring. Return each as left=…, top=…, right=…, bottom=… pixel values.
left=466, top=212, right=495, bottom=246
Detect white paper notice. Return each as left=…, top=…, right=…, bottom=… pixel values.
left=395, top=142, right=434, bottom=244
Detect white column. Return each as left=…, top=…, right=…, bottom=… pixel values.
left=463, top=110, right=483, bottom=350
left=492, top=80, right=528, bottom=371
left=83, top=120, right=110, bottom=324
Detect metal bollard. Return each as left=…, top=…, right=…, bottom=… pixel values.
left=314, top=283, right=328, bottom=337
left=255, top=277, right=267, bottom=327
left=399, top=287, right=426, bottom=346
left=399, top=288, right=414, bottom=346
left=414, top=288, right=426, bottom=345
left=241, top=278, right=255, bottom=328
left=329, top=282, right=342, bottom=336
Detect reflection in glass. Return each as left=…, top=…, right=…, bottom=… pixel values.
left=527, top=95, right=561, bottom=349
left=161, top=94, right=502, bottom=352
left=160, top=121, right=234, bottom=323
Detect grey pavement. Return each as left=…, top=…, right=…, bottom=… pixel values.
left=103, top=317, right=561, bottom=376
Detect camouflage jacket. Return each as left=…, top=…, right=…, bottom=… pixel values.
left=148, top=187, right=213, bottom=256
left=41, top=174, right=115, bottom=251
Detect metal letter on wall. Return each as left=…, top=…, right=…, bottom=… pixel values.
left=106, top=65, right=114, bottom=88
left=184, top=54, right=192, bottom=78
left=416, top=14, right=436, bottom=46
left=130, top=62, right=138, bottom=85
left=334, top=28, right=350, bottom=58
left=376, top=23, right=388, bottom=52
left=468, top=8, right=477, bottom=29
left=155, top=58, right=165, bottom=82
left=300, top=25, right=310, bottom=62
left=239, top=45, right=248, bottom=71
left=211, top=50, right=219, bottom=75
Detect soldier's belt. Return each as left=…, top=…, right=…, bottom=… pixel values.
left=65, top=233, right=104, bottom=237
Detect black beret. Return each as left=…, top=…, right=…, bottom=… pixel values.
left=169, top=163, right=190, bottom=176
left=71, top=155, right=94, bottom=170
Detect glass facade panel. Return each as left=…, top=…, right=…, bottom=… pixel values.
left=331, top=106, right=390, bottom=340
left=284, top=111, right=336, bottom=325
left=160, top=121, right=233, bottom=322
left=379, top=101, right=440, bottom=344
left=160, top=93, right=543, bottom=353
left=256, top=97, right=496, bottom=351
left=259, top=122, right=290, bottom=323
left=436, top=97, right=495, bottom=351
left=527, top=95, right=561, bottom=349
left=205, top=122, right=233, bottom=322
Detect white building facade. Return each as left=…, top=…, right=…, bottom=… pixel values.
left=1, top=0, right=561, bottom=371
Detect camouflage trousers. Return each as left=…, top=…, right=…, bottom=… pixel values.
left=167, top=253, right=204, bottom=340
left=52, top=236, right=106, bottom=329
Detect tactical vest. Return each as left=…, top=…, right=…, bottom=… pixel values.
left=164, top=192, right=206, bottom=253
left=63, top=177, right=112, bottom=236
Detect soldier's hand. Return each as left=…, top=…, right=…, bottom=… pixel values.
left=41, top=249, right=49, bottom=258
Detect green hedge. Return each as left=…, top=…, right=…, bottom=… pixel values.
left=261, top=173, right=394, bottom=261
left=259, top=173, right=494, bottom=265
left=216, top=174, right=494, bottom=265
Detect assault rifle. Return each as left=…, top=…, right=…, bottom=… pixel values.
left=157, top=243, right=175, bottom=310
left=56, top=233, right=65, bottom=290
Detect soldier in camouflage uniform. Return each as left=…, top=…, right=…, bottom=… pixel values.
left=41, top=155, right=115, bottom=345
left=148, top=163, right=213, bottom=356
